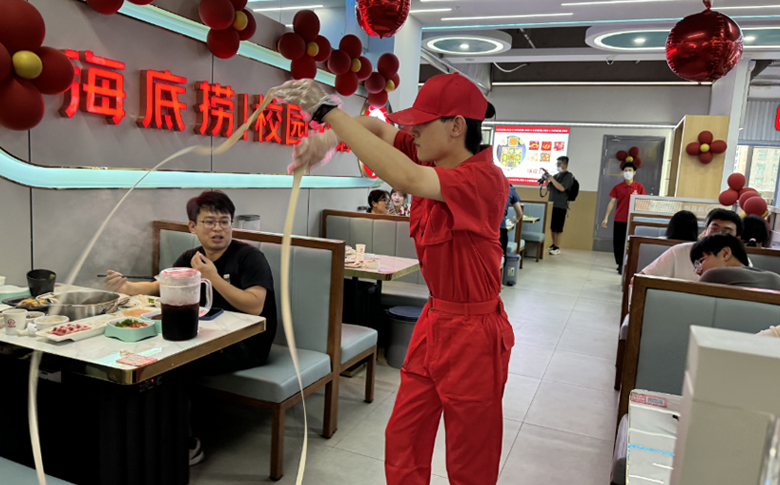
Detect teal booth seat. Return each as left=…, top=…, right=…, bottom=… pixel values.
left=520, top=201, right=548, bottom=262
left=340, top=323, right=378, bottom=365
left=0, top=458, right=74, bottom=485
left=505, top=206, right=526, bottom=266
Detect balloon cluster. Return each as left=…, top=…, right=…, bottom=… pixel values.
left=665, top=0, right=743, bottom=83
left=364, top=53, right=400, bottom=108
left=0, top=0, right=74, bottom=130
left=719, top=173, right=768, bottom=217
left=356, top=0, right=411, bottom=38
left=616, top=147, right=643, bottom=169
left=86, top=0, right=154, bottom=16
left=328, top=35, right=372, bottom=96
left=199, top=0, right=256, bottom=59
left=277, top=10, right=331, bottom=80
left=686, top=131, right=727, bottom=164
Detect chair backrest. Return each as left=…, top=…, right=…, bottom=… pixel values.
left=634, top=226, right=666, bottom=238
left=521, top=201, right=548, bottom=236
left=619, top=275, right=780, bottom=421
left=154, top=221, right=344, bottom=357
left=322, top=209, right=424, bottom=285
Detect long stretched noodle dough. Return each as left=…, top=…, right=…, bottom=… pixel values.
left=28, top=86, right=311, bottom=484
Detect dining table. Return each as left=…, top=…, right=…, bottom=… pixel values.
left=0, top=284, right=265, bottom=485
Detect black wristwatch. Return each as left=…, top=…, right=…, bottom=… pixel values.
left=312, top=103, right=339, bottom=124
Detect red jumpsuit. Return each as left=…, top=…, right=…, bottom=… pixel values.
left=385, top=132, right=515, bottom=485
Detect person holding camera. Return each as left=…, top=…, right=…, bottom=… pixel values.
left=544, top=156, right=574, bottom=255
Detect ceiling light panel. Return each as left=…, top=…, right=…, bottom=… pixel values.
left=442, top=13, right=573, bottom=21
left=253, top=4, right=324, bottom=12
left=410, top=8, right=453, bottom=13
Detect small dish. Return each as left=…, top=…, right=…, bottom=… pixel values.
left=105, top=317, right=159, bottom=342
left=34, top=315, right=69, bottom=330
left=141, top=310, right=163, bottom=332
left=26, top=311, right=45, bottom=321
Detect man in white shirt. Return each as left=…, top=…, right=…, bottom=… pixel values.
left=640, top=209, right=743, bottom=281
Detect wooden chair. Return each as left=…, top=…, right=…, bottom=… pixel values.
left=518, top=201, right=549, bottom=262
left=154, top=221, right=351, bottom=480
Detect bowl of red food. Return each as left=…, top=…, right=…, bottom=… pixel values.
left=105, top=317, right=159, bottom=342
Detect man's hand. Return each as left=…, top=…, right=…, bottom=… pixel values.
left=104, top=270, right=129, bottom=293
left=289, top=130, right=339, bottom=174
left=273, top=79, right=341, bottom=118
left=601, top=219, right=609, bottom=228
left=191, top=252, right=219, bottom=282
left=512, top=216, right=519, bottom=224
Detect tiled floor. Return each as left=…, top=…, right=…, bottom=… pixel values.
left=190, top=249, right=621, bottom=484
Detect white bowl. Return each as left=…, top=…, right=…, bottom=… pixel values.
left=34, top=315, right=70, bottom=330
left=26, top=311, right=45, bottom=321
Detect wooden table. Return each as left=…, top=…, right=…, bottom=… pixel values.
left=344, top=254, right=421, bottom=281
left=0, top=287, right=265, bottom=485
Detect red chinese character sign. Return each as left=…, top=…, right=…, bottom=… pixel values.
left=138, top=70, right=187, bottom=131
left=61, top=50, right=126, bottom=125
left=776, top=106, right=780, bottom=131
left=0, top=0, right=74, bottom=130
left=195, top=81, right=234, bottom=137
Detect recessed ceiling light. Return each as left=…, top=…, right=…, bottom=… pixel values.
left=442, top=13, right=573, bottom=21
left=410, top=8, right=453, bottom=13
left=460, top=43, right=470, bottom=48
left=745, top=35, right=757, bottom=40
left=562, top=0, right=678, bottom=5
left=718, top=4, right=780, bottom=9
left=634, top=37, right=646, bottom=43
left=424, top=34, right=512, bottom=55
left=253, top=4, right=323, bottom=12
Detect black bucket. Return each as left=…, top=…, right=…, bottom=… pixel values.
left=27, top=269, right=56, bottom=297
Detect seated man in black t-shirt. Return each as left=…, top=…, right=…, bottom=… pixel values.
left=104, top=190, right=277, bottom=371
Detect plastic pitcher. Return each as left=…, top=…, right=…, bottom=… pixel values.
left=156, top=268, right=212, bottom=341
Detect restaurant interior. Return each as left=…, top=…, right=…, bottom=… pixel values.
left=1, top=0, right=780, bottom=484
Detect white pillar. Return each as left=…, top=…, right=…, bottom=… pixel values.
left=388, top=15, right=422, bottom=111
left=709, top=59, right=753, bottom=191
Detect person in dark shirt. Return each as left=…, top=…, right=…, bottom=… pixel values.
left=500, top=184, right=523, bottom=255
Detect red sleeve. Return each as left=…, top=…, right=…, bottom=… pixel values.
left=435, top=162, right=508, bottom=234
left=609, top=184, right=618, bottom=198
left=393, top=131, right=428, bottom=166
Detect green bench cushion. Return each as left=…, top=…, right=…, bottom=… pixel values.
left=341, top=324, right=378, bottom=364
left=0, top=458, right=74, bottom=485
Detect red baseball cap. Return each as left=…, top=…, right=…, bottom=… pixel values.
left=386, top=73, right=492, bottom=126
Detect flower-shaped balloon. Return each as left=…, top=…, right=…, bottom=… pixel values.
left=328, top=35, right=372, bottom=96
left=199, top=0, right=257, bottom=59
left=685, top=131, right=727, bottom=164
left=364, top=53, right=400, bottom=108
left=0, top=0, right=74, bottom=131
left=616, top=146, right=643, bottom=169
left=277, top=10, right=331, bottom=80
left=86, top=0, right=155, bottom=16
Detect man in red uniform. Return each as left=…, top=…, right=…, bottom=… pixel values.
left=275, top=74, right=515, bottom=484
left=602, top=161, right=646, bottom=274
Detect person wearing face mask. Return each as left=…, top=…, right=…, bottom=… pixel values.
left=602, top=162, right=646, bottom=274
left=545, top=156, right=574, bottom=255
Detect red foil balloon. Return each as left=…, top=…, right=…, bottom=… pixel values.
left=666, top=7, right=743, bottom=83
left=356, top=0, right=411, bottom=38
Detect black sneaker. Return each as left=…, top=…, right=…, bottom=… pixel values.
left=617, top=266, right=622, bottom=275
left=189, top=436, right=205, bottom=466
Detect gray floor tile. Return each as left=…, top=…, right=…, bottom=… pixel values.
left=508, top=342, right=555, bottom=379
left=543, top=350, right=616, bottom=392
left=557, top=326, right=618, bottom=361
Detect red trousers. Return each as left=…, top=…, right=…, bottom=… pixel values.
left=385, top=297, right=515, bottom=485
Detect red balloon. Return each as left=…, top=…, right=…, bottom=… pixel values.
left=739, top=190, right=759, bottom=208
left=290, top=56, right=317, bottom=80
left=335, top=72, right=359, bottom=96
left=628, top=146, right=640, bottom=158
left=356, top=0, right=410, bottom=38
left=31, top=47, right=74, bottom=95
left=686, top=142, right=701, bottom=156
left=0, top=44, right=10, bottom=83
left=238, top=9, right=256, bottom=40
left=633, top=157, right=643, bottom=168
left=698, top=130, right=714, bottom=144
left=229, top=0, right=247, bottom=10
left=364, top=72, right=386, bottom=94
left=699, top=152, right=713, bottom=164
left=616, top=150, right=627, bottom=161
left=368, top=90, right=388, bottom=109
left=339, top=35, right=363, bottom=59
left=278, top=32, right=306, bottom=61
left=207, top=28, right=240, bottom=59
left=312, top=35, right=331, bottom=62
left=327, top=49, right=351, bottom=75
left=744, top=196, right=768, bottom=216
left=377, top=53, right=399, bottom=78
left=710, top=139, right=727, bottom=153
left=0, top=0, right=46, bottom=52
left=199, top=0, right=235, bottom=31
left=666, top=8, right=743, bottom=83
left=356, top=56, right=373, bottom=81
left=86, top=0, right=124, bottom=15
left=293, top=10, right=320, bottom=43
left=0, top=77, right=44, bottom=131
left=719, top=188, right=739, bottom=206
left=127, top=0, right=156, bottom=4
left=390, top=72, right=400, bottom=89
left=727, top=173, right=746, bottom=191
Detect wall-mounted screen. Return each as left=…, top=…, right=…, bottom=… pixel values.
left=492, top=125, right=570, bottom=185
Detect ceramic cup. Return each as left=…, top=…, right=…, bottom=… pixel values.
left=5, top=309, right=28, bottom=335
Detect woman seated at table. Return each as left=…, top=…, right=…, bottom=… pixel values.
left=366, top=189, right=392, bottom=215
left=665, top=210, right=699, bottom=241
left=390, top=188, right=410, bottom=216
left=741, top=214, right=770, bottom=248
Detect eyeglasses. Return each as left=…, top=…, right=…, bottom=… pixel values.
left=198, top=220, right=232, bottom=229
